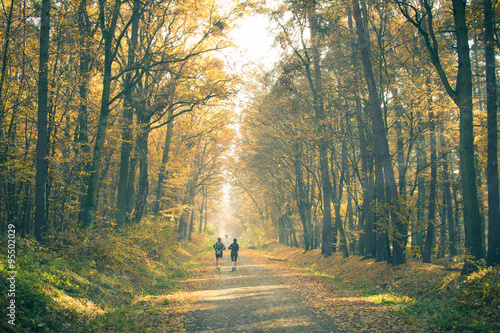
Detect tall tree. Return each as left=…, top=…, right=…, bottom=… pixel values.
left=484, top=0, right=500, bottom=266
left=116, top=0, right=141, bottom=226
left=397, top=0, right=484, bottom=261
left=34, top=0, right=51, bottom=241
left=0, top=0, right=14, bottom=132
left=153, top=109, right=174, bottom=216
left=423, top=107, right=437, bottom=263
left=272, top=1, right=334, bottom=256
left=352, top=0, right=407, bottom=265
left=79, top=0, right=130, bottom=227
left=309, top=6, right=334, bottom=257
left=441, top=127, right=457, bottom=258
left=293, top=141, right=313, bottom=250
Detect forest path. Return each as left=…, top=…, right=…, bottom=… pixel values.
left=173, top=247, right=426, bottom=333
left=183, top=248, right=339, bottom=333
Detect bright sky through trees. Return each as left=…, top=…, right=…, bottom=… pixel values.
left=218, top=8, right=280, bottom=233
left=229, top=14, right=279, bottom=72
left=220, top=0, right=281, bottom=77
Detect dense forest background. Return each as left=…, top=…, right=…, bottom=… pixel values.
left=1, top=0, right=500, bottom=290
left=0, top=0, right=242, bottom=239
left=230, top=0, right=500, bottom=268
left=1, top=0, right=500, bottom=330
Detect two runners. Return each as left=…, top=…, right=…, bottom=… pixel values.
left=213, top=237, right=239, bottom=271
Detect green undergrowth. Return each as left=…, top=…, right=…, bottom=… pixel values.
left=262, top=242, right=500, bottom=332
left=0, top=219, right=209, bottom=332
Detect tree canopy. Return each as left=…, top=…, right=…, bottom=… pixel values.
left=1, top=0, right=499, bottom=268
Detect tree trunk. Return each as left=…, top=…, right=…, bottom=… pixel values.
left=453, top=183, right=462, bottom=249
left=374, top=155, right=388, bottom=262
left=77, top=0, right=90, bottom=149
left=35, top=0, right=50, bottom=241
left=452, top=0, right=484, bottom=260
left=284, top=213, right=299, bottom=248
left=358, top=105, right=375, bottom=257
left=437, top=188, right=447, bottom=259
left=153, top=109, right=174, bottom=216
left=116, top=102, right=134, bottom=224
left=308, top=7, right=333, bottom=257
left=334, top=202, right=349, bottom=258
left=188, top=209, right=194, bottom=241
left=178, top=151, right=201, bottom=238
left=423, top=111, right=437, bottom=263
left=0, top=0, right=15, bottom=135
left=178, top=207, right=189, bottom=238
left=346, top=171, right=355, bottom=254
left=79, top=0, right=122, bottom=227
left=441, top=130, right=457, bottom=258
left=348, top=7, right=372, bottom=257
left=472, top=35, right=487, bottom=258
left=484, top=0, right=500, bottom=266
left=294, top=145, right=312, bottom=251
left=332, top=148, right=349, bottom=258
left=198, top=187, right=205, bottom=233
left=134, top=122, right=150, bottom=223
left=117, top=0, right=140, bottom=226
left=116, top=10, right=140, bottom=226
left=352, top=0, right=405, bottom=264
left=414, top=121, right=426, bottom=257
left=75, top=0, right=93, bottom=229
left=341, top=134, right=351, bottom=257
left=203, top=187, right=208, bottom=233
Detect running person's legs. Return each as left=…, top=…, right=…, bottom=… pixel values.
left=216, top=253, right=222, bottom=270
left=230, top=253, right=238, bottom=270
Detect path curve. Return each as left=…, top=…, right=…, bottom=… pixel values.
left=185, top=248, right=339, bottom=333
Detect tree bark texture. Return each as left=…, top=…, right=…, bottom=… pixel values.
left=153, top=109, right=174, bottom=216
left=423, top=111, right=437, bottom=263
left=35, top=0, right=50, bottom=241
left=358, top=103, right=375, bottom=257
left=134, top=122, right=150, bottom=223
left=116, top=0, right=140, bottom=226
left=452, top=0, right=484, bottom=260
left=0, top=0, right=15, bottom=134
left=375, top=154, right=388, bottom=262
left=484, top=0, right=500, bottom=266
left=441, top=130, right=457, bottom=258
left=414, top=122, right=426, bottom=256
left=294, top=146, right=313, bottom=251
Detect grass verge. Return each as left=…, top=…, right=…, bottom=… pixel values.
left=0, top=219, right=209, bottom=332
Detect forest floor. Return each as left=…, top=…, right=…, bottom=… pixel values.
left=1, top=232, right=499, bottom=332
left=160, top=243, right=500, bottom=333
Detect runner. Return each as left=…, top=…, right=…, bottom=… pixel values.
left=228, top=238, right=239, bottom=271
left=213, top=237, right=225, bottom=271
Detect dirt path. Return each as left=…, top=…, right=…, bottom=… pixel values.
left=183, top=248, right=339, bottom=333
